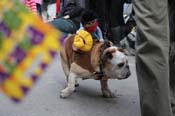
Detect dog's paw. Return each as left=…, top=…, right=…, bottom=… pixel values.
left=102, top=89, right=115, bottom=98
left=60, top=89, right=71, bottom=98
left=75, top=83, right=79, bottom=87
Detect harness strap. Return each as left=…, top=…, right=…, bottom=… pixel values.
left=96, top=40, right=111, bottom=80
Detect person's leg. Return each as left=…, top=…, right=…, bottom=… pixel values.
left=170, top=49, right=175, bottom=115
left=133, top=0, right=173, bottom=116
left=49, top=18, right=77, bottom=33
left=36, top=3, right=42, bottom=17
left=56, top=0, right=60, bottom=16
left=111, top=26, right=122, bottom=45
left=111, top=24, right=131, bottom=46
left=169, top=0, right=175, bottom=114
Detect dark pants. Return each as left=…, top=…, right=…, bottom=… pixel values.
left=169, top=0, right=175, bottom=114
left=133, top=0, right=174, bottom=116
left=36, top=3, right=42, bottom=17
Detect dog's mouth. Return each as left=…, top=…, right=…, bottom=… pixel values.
left=105, top=65, right=131, bottom=80
left=117, top=70, right=131, bottom=80
left=119, top=64, right=131, bottom=79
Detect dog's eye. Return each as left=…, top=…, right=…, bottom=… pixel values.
left=118, top=62, right=125, bottom=68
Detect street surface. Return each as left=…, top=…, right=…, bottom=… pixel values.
left=0, top=56, right=141, bottom=116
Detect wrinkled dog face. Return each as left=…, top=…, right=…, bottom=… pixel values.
left=103, top=47, right=131, bottom=79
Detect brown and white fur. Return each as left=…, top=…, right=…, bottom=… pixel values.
left=60, top=35, right=131, bottom=98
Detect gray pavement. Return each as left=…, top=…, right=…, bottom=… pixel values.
left=0, top=56, right=141, bottom=116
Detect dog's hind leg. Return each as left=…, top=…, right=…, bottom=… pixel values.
left=100, top=79, right=115, bottom=98
left=75, top=79, right=79, bottom=87
left=60, top=72, right=76, bottom=98
left=60, top=49, right=70, bottom=80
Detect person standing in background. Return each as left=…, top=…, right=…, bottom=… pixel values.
left=50, top=0, right=84, bottom=34
left=56, top=0, right=61, bottom=16
left=87, top=0, right=132, bottom=45
left=168, top=0, right=175, bottom=114
left=35, top=0, right=43, bottom=17
left=62, top=0, right=87, bottom=8
left=24, top=0, right=37, bottom=15
left=133, top=0, right=175, bottom=115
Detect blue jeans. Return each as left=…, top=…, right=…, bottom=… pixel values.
left=49, top=17, right=78, bottom=34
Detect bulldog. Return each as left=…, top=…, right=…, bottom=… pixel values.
left=60, top=35, right=131, bottom=98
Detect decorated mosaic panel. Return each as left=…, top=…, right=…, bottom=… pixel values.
left=0, top=0, right=62, bottom=102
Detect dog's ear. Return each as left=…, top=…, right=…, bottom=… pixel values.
left=101, top=47, right=116, bottom=62
left=104, top=51, right=113, bottom=60
left=108, top=41, right=113, bottom=46
left=118, top=47, right=124, bottom=52
left=117, top=47, right=129, bottom=56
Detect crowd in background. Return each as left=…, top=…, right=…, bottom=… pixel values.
left=21, top=0, right=136, bottom=55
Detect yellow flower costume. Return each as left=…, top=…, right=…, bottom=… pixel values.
left=73, top=30, right=93, bottom=52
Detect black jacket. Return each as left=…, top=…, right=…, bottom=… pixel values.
left=88, top=0, right=132, bottom=27
left=86, top=0, right=132, bottom=39
left=59, top=3, right=85, bottom=27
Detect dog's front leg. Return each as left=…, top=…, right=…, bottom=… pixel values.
left=60, top=72, right=76, bottom=98
left=100, top=79, right=115, bottom=98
